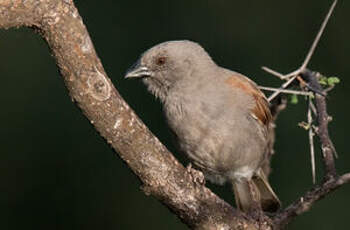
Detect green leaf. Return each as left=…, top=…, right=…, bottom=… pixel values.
left=319, top=76, right=328, bottom=85
left=290, top=94, right=298, bottom=104
left=318, top=74, right=340, bottom=87
left=327, top=77, right=340, bottom=86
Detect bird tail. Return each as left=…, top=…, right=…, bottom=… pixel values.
left=232, top=169, right=281, bottom=213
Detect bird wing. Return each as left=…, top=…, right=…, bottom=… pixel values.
left=225, top=74, right=272, bottom=126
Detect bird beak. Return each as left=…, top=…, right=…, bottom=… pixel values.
left=125, top=61, right=152, bottom=79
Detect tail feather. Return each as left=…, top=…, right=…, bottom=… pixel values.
left=232, top=169, right=281, bottom=213
left=253, top=169, right=281, bottom=212
left=232, top=179, right=258, bottom=212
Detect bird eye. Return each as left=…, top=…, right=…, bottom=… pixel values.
left=156, top=56, right=166, bottom=66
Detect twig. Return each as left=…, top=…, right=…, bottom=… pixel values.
left=309, top=99, right=318, bottom=116
left=273, top=173, right=350, bottom=228
left=324, top=84, right=335, bottom=93
left=261, top=66, right=286, bottom=80
left=308, top=97, right=316, bottom=184
left=300, top=0, right=338, bottom=71
left=267, top=75, right=298, bottom=102
left=259, top=86, right=312, bottom=96
left=262, top=0, right=338, bottom=102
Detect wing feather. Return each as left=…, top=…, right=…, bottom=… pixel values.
left=225, top=74, right=272, bottom=126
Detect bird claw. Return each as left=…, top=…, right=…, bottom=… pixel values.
left=186, top=163, right=205, bottom=185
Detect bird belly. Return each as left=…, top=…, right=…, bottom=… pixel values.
left=166, top=108, right=266, bottom=185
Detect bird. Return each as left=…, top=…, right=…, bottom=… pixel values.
left=125, top=40, right=281, bottom=213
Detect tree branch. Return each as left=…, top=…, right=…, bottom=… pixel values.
left=261, top=67, right=349, bottom=229
left=262, top=68, right=350, bottom=229
left=0, top=0, right=261, bottom=229
left=273, top=173, right=350, bottom=228
left=259, top=1, right=350, bottom=227
left=270, top=69, right=348, bottom=228
left=1, top=1, right=348, bottom=230
left=301, top=69, right=337, bottom=179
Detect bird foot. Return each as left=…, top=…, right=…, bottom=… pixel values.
left=186, top=163, right=205, bottom=185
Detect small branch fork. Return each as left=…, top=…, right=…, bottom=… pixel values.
left=260, top=0, right=338, bottom=102
left=259, top=0, right=350, bottom=227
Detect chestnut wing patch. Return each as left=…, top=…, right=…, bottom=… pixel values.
left=225, top=75, right=272, bottom=125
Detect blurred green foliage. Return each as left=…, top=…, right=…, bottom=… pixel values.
left=319, top=75, right=341, bottom=86
left=290, top=94, right=299, bottom=104
left=0, top=0, right=349, bottom=229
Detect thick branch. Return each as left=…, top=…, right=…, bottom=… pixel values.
left=315, top=93, right=337, bottom=177
left=301, top=69, right=337, bottom=179
left=0, top=0, right=260, bottom=229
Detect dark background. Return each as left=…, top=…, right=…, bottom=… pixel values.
left=0, top=0, right=349, bottom=229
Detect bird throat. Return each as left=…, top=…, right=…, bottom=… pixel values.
left=142, top=76, right=171, bottom=103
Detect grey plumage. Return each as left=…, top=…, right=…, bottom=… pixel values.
left=125, top=40, right=280, bottom=212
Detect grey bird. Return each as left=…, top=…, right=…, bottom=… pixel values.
left=125, top=40, right=281, bottom=213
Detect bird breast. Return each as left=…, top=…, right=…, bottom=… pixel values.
left=164, top=84, right=267, bottom=184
